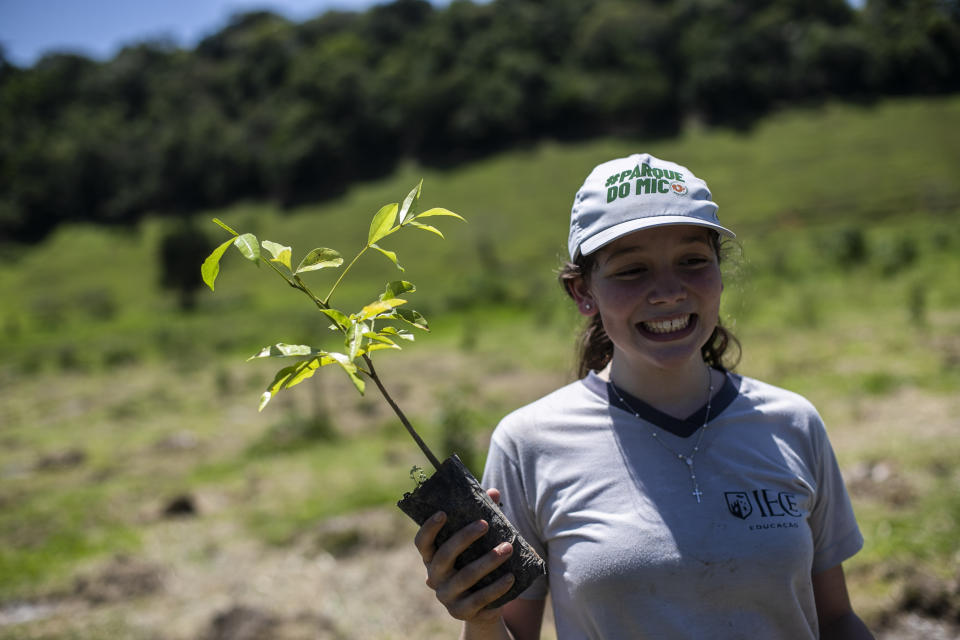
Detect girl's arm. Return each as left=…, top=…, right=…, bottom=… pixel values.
left=812, top=564, right=875, bottom=640
left=460, top=597, right=545, bottom=640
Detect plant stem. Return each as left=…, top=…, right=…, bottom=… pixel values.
left=324, top=246, right=367, bottom=306
left=363, top=354, right=441, bottom=471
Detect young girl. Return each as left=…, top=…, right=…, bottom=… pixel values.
left=414, top=153, right=873, bottom=639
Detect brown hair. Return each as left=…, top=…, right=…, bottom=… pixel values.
left=558, top=230, right=741, bottom=379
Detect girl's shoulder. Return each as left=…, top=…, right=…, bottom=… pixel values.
left=491, top=373, right=610, bottom=447
left=731, top=373, right=821, bottom=416
left=501, top=374, right=604, bottom=424
left=725, top=373, right=830, bottom=448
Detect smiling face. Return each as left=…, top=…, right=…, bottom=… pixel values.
left=570, top=225, right=723, bottom=378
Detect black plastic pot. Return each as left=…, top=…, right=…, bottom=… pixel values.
left=397, top=455, right=547, bottom=609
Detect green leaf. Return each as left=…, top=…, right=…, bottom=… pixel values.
left=212, top=218, right=239, bottom=236
left=247, top=344, right=322, bottom=360
left=346, top=321, right=369, bottom=361
left=201, top=238, right=237, bottom=291
left=258, top=355, right=341, bottom=409
left=379, top=326, right=415, bottom=341
left=365, top=342, right=401, bottom=354
left=296, top=247, right=343, bottom=273
left=286, top=358, right=323, bottom=388
left=328, top=352, right=365, bottom=394
left=370, top=244, right=404, bottom=271
left=320, top=308, right=350, bottom=330
left=368, top=203, right=399, bottom=245
left=381, top=280, right=416, bottom=300
left=360, top=298, right=407, bottom=320
left=259, top=391, right=273, bottom=411
left=415, top=207, right=465, bottom=222
left=399, top=180, right=423, bottom=224
left=262, top=240, right=292, bottom=270
left=395, top=308, right=429, bottom=331
left=234, top=233, right=260, bottom=264
left=408, top=220, right=444, bottom=238
left=363, top=331, right=397, bottom=346
left=259, top=364, right=299, bottom=410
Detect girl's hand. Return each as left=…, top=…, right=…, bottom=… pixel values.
left=414, top=488, right=516, bottom=624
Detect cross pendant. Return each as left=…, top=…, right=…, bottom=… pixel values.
left=692, top=488, right=703, bottom=503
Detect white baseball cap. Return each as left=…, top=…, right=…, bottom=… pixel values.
left=568, top=153, right=735, bottom=260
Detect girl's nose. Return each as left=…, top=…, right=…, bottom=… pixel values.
left=647, top=270, right=687, bottom=305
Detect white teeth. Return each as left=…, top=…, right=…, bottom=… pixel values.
left=642, top=315, right=691, bottom=334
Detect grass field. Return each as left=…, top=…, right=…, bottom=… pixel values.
left=1, top=95, right=959, bottom=638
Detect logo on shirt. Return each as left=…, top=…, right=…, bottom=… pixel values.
left=724, top=489, right=803, bottom=521
left=724, top=492, right=753, bottom=519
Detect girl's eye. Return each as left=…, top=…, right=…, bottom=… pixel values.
left=613, top=266, right=647, bottom=277
left=681, top=256, right=711, bottom=267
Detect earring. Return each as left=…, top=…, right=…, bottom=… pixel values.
left=584, top=303, right=592, bottom=310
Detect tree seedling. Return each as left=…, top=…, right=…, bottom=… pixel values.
left=201, top=180, right=455, bottom=469
left=201, top=181, right=545, bottom=608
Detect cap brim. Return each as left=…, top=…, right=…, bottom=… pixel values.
left=579, top=216, right=736, bottom=257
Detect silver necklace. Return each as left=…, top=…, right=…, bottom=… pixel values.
left=609, top=367, right=714, bottom=503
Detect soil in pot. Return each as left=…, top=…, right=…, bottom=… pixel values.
left=397, top=455, right=547, bottom=609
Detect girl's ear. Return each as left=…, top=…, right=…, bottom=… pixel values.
left=568, top=277, right=598, bottom=317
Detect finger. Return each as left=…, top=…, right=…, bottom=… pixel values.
left=446, top=571, right=516, bottom=621
left=437, top=541, right=513, bottom=605
left=414, top=511, right=446, bottom=563
left=430, top=519, right=489, bottom=576
left=486, top=487, right=501, bottom=505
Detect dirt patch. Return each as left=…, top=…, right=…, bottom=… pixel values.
left=308, top=508, right=408, bottom=559
left=844, top=459, right=916, bottom=506
left=203, top=605, right=343, bottom=640
left=34, top=447, right=87, bottom=472
left=74, top=555, right=166, bottom=605
left=875, top=613, right=960, bottom=640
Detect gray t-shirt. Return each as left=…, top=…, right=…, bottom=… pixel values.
left=482, top=370, right=863, bottom=640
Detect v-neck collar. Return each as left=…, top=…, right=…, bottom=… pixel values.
left=584, top=368, right=740, bottom=438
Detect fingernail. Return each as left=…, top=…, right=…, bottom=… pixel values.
left=473, top=520, right=488, bottom=532
left=495, top=542, right=513, bottom=555
left=432, top=512, right=445, bottom=523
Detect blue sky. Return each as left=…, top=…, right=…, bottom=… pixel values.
left=0, top=0, right=419, bottom=67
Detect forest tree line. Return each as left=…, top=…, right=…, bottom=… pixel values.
left=1, top=0, right=958, bottom=243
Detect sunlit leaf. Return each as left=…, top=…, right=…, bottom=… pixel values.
left=346, top=321, right=369, bottom=361
left=370, top=244, right=404, bottom=271
left=368, top=203, right=399, bottom=245
left=395, top=308, right=429, bottom=331
left=360, top=298, right=407, bottom=320
left=379, top=326, right=415, bottom=341
left=234, top=233, right=260, bottom=264
left=259, top=391, right=273, bottom=411
left=415, top=207, right=465, bottom=221
left=408, top=220, right=444, bottom=238
left=247, top=344, right=322, bottom=360
left=328, top=352, right=365, bottom=394
left=201, top=238, right=236, bottom=291
left=295, top=247, right=343, bottom=273
left=212, top=218, right=239, bottom=236
left=259, top=364, right=299, bottom=411
left=320, top=307, right=350, bottom=330
left=366, top=342, right=401, bottom=353
left=381, top=280, right=416, bottom=300
left=286, top=358, right=322, bottom=388
left=399, top=180, right=423, bottom=224
left=363, top=331, right=397, bottom=345
left=262, top=240, right=292, bottom=270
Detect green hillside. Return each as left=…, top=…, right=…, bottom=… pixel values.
left=3, top=96, right=959, bottom=368
left=1, top=97, right=959, bottom=635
